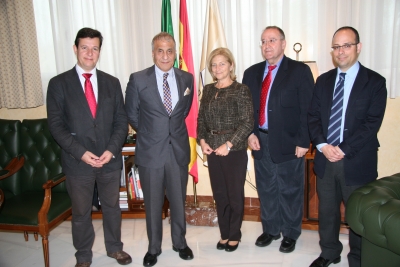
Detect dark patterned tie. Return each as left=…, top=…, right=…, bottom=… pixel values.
left=82, top=73, right=97, bottom=118
left=259, top=65, right=276, bottom=126
left=327, top=73, right=346, bottom=146
left=163, top=73, right=172, bottom=115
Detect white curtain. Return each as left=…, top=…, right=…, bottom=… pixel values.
left=33, top=0, right=400, bottom=98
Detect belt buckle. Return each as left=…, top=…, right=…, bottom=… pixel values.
left=210, top=130, right=218, bottom=135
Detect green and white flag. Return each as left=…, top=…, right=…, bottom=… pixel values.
left=161, top=0, right=178, bottom=68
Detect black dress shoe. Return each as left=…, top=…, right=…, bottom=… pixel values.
left=255, top=232, right=281, bottom=247
left=225, top=241, right=239, bottom=252
left=143, top=251, right=161, bottom=267
left=172, top=246, right=194, bottom=260
left=279, top=237, right=296, bottom=253
left=309, top=256, right=341, bottom=267
left=216, top=240, right=228, bottom=250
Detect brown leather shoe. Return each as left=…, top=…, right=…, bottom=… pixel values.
left=107, top=250, right=132, bottom=265
left=75, top=262, right=91, bottom=267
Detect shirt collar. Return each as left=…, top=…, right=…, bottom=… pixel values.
left=154, top=65, right=175, bottom=79
left=337, top=61, right=360, bottom=79
left=264, top=55, right=284, bottom=73
left=75, top=64, right=97, bottom=79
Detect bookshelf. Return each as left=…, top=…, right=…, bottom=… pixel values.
left=92, top=143, right=169, bottom=219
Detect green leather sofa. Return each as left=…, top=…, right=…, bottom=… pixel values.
left=346, top=173, right=400, bottom=267
left=0, top=118, right=72, bottom=267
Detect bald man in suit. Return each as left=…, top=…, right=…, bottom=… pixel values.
left=308, top=26, right=387, bottom=267
left=242, top=26, right=314, bottom=254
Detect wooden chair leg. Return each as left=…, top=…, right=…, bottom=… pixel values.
left=34, top=232, right=38, bottom=241
left=24, top=231, right=28, bottom=241
left=42, top=235, right=49, bottom=267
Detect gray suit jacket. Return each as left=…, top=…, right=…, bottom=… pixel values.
left=47, top=67, right=128, bottom=175
left=125, top=65, right=194, bottom=168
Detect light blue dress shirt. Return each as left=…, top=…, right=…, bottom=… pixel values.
left=317, top=61, right=360, bottom=151
left=155, top=65, right=178, bottom=111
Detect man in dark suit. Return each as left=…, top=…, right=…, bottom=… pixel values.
left=47, top=28, right=131, bottom=267
left=125, top=32, right=194, bottom=267
left=308, top=27, right=387, bottom=267
left=242, top=26, right=314, bottom=253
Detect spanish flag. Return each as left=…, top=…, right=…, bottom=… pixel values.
left=179, top=0, right=198, bottom=183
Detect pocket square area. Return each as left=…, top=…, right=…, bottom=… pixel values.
left=184, top=88, right=191, bottom=96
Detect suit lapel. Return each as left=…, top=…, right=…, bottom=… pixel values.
left=325, top=71, right=337, bottom=109
left=173, top=68, right=185, bottom=114
left=270, top=55, right=288, bottom=93
left=67, top=68, right=94, bottom=120
left=253, top=62, right=266, bottom=109
left=96, top=70, right=106, bottom=120
left=346, top=64, right=368, bottom=115
left=146, top=66, right=169, bottom=115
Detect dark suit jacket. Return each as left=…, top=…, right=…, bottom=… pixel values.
left=308, top=63, right=387, bottom=185
left=47, top=67, right=128, bottom=175
left=242, top=55, right=314, bottom=163
left=125, top=66, right=194, bottom=168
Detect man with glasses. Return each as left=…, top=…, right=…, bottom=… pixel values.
left=242, top=26, right=314, bottom=253
left=308, top=26, right=387, bottom=267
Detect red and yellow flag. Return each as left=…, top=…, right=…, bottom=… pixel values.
left=179, top=0, right=198, bottom=183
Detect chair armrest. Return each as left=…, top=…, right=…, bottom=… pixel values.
left=42, top=173, right=66, bottom=189
left=38, top=173, right=67, bottom=231
left=0, top=156, right=25, bottom=180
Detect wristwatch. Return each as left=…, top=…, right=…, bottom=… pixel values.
left=226, top=142, right=231, bottom=151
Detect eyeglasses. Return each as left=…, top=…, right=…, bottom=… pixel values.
left=331, top=43, right=358, bottom=52
left=260, top=38, right=281, bottom=46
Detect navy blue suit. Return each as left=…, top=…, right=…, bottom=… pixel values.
left=308, top=63, right=387, bottom=265
left=243, top=55, right=313, bottom=240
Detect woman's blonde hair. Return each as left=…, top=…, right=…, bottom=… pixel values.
left=207, top=47, right=237, bottom=82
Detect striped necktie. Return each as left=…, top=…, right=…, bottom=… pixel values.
left=327, top=73, right=346, bottom=146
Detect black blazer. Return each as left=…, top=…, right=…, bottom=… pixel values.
left=308, top=63, right=387, bottom=185
left=243, top=55, right=314, bottom=163
left=47, top=67, right=128, bottom=175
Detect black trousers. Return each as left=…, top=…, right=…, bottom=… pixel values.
left=255, top=131, right=304, bottom=240
left=66, top=169, right=123, bottom=263
left=317, top=160, right=362, bottom=267
left=139, top=145, right=188, bottom=255
left=207, top=149, right=247, bottom=241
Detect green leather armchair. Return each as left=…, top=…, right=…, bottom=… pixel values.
left=346, top=174, right=400, bottom=267
left=0, top=119, right=72, bottom=267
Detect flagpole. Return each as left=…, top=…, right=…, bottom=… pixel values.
left=193, top=180, right=197, bottom=206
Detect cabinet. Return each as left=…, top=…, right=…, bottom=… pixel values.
left=302, top=146, right=349, bottom=234
left=92, top=143, right=169, bottom=219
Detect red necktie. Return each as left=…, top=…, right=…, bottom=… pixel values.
left=259, top=65, right=276, bottom=126
left=82, top=73, right=97, bottom=118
